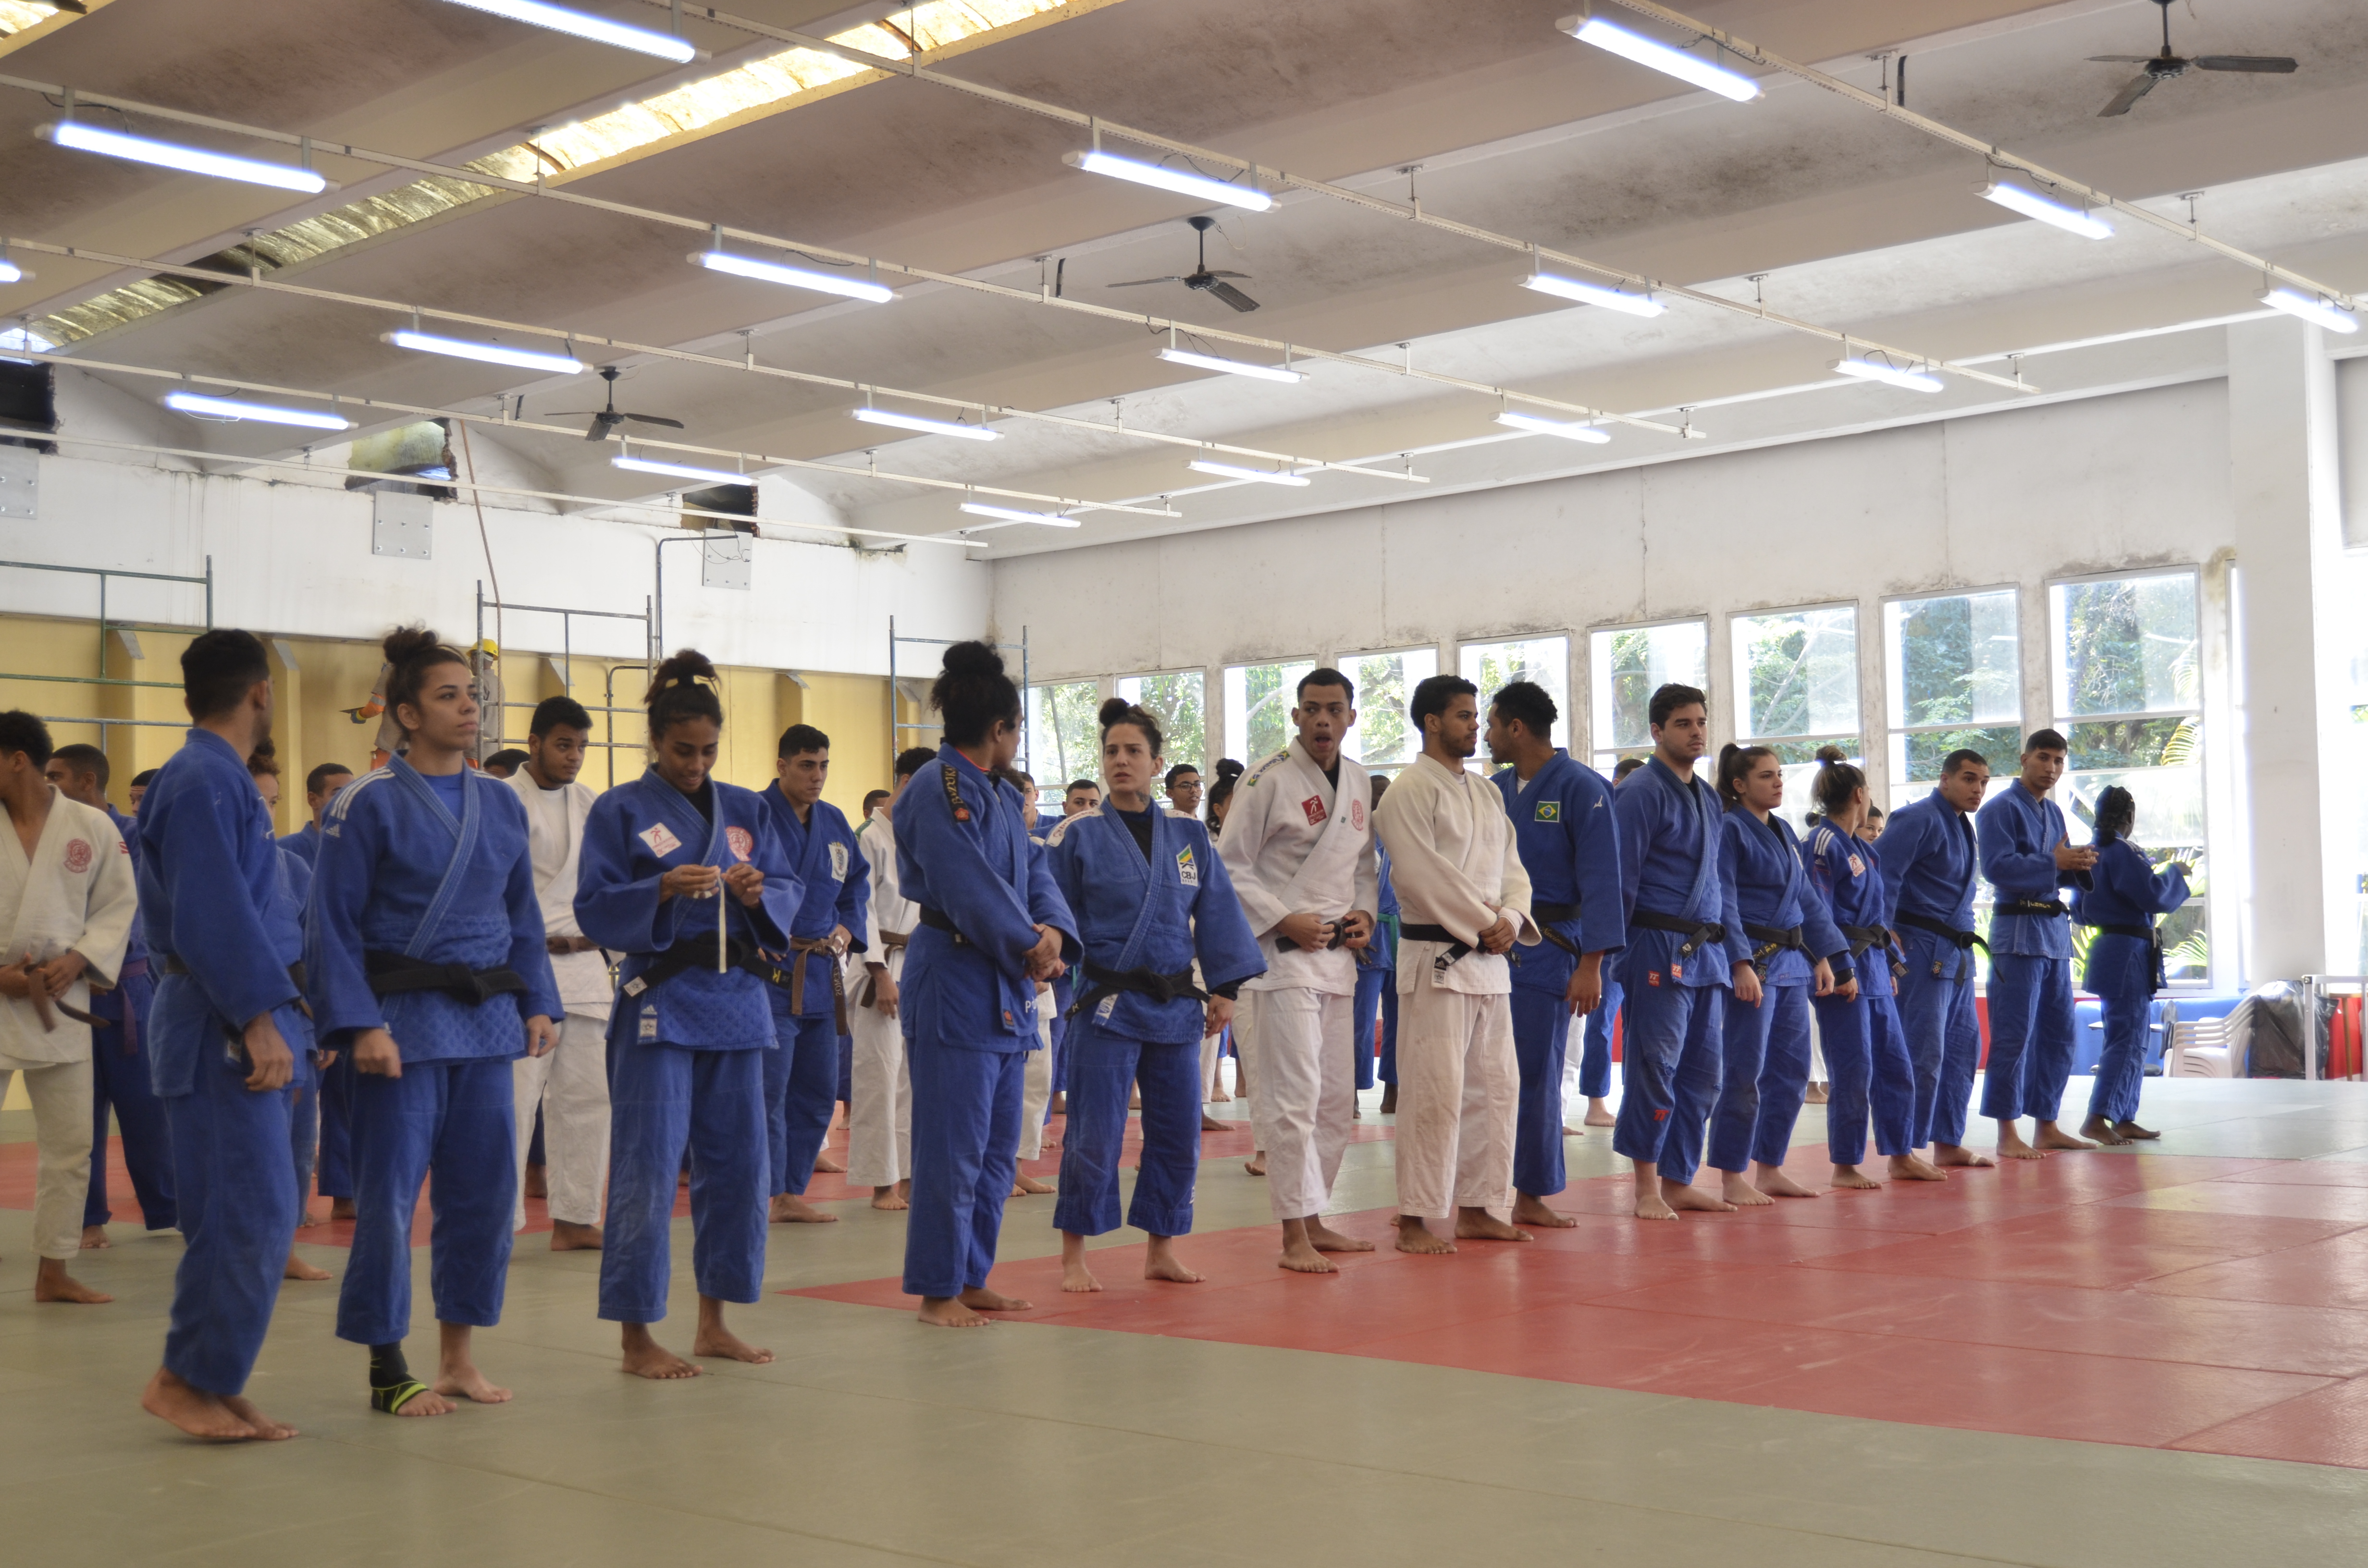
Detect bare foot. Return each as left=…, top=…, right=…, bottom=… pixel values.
left=1061, top=1258, right=1103, bottom=1293
left=1143, top=1238, right=1203, bottom=1284
left=1634, top=1188, right=1679, bottom=1221
left=1012, top=1174, right=1055, bottom=1196
left=80, top=1225, right=110, bottom=1250
left=1511, top=1192, right=1579, bottom=1228
left=142, top=1369, right=263, bottom=1441
left=1394, top=1216, right=1456, bottom=1254
left=330, top=1197, right=356, bottom=1221
left=1830, top=1164, right=1884, bottom=1190
left=523, top=1163, right=548, bottom=1200
left=2035, top=1121, right=2099, bottom=1152
left=2114, top=1120, right=2162, bottom=1141
left=1803, top=1081, right=1830, bottom=1105
left=220, top=1395, right=297, bottom=1440
left=1720, top=1172, right=1775, bottom=1207
left=771, top=1194, right=840, bottom=1224
left=1663, top=1180, right=1737, bottom=1213
left=1563, top=1124, right=1583, bottom=1136
left=1244, top=1152, right=1267, bottom=1176
left=620, top=1324, right=702, bottom=1378
left=1278, top=1234, right=1338, bottom=1273
left=870, top=1185, right=910, bottom=1211
left=1888, top=1152, right=1948, bottom=1182
left=1304, top=1217, right=1374, bottom=1253
left=2081, top=1115, right=2131, bottom=1146
left=1933, top=1143, right=1997, bottom=1169
left=690, top=1325, right=775, bottom=1364
left=1201, top=1113, right=1227, bottom=1132
left=917, top=1295, right=991, bottom=1327
left=434, top=1363, right=514, bottom=1404
left=1753, top=1165, right=1820, bottom=1199
left=1453, top=1208, right=1531, bottom=1243
left=1377, top=1084, right=1396, bottom=1114
left=296, top=1204, right=325, bottom=1228
left=1209, top=1083, right=1231, bottom=1102
left=34, top=1259, right=112, bottom=1303
left=958, top=1285, right=1032, bottom=1313
left=1995, top=1124, right=2048, bottom=1161
left=551, top=1220, right=604, bottom=1250
left=813, top=1152, right=846, bottom=1175
left=284, top=1252, right=332, bottom=1281
left=1584, top=1098, right=1616, bottom=1127
left=388, top=1386, right=456, bottom=1417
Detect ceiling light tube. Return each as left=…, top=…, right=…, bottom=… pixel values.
left=692, top=249, right=894, bottom=304
left=438, top=0, right=697, bottom=61
left=38, top=120, right=330, bottom=193
left=1495, top=410, right=1612, bottom=443
left=0, top=258, right=27, bottom=285
left=614, top=454, right=748, bottom=486
left=1556, top=10, right=1762, bottom=102
left=853, top=407, right=1001, bottom=441
left=2257, top=286, right=2359, bottom=334
left=1976, top=180, right=2112, bottom=240
left=1188, top=458, right=1312, bottom=486
left=1062, top=149, right=1273, bottom=212
left=163, top=390, right=354, bottom=430
left=1521, top=270, right=1665, bottom=316
left=1832, top=356, right=1944, bottom=393
left=1156, top=346, right=1304, bottom=383
left=385, top=329, right=583, bottom=375
left=961, top=502, right=1081, bottom=527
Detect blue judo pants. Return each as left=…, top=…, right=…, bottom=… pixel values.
left=1053, top=1023, right=1198, bottom=1238
left=1688, top=982, right=1813, bottom=1176
left=1984, top=952, right=2078, bottom=1123
left=1578, top=978, right=1620, bottom=1100
left=1509, top=988, right=1573, bottom=1197
left=161, top=1049, right=298, bottom=1396
left=2089, top=984, right=2151, bottom=1124
left=336, top=1057, right=516, bottom=1347
left=1612, top=968, right=1724, bottom=1170
left=1813, top=991, right=1916, bottom=1164
left=1895, top=935, right=1981, bottom=1149
left=903, top=1038, right=1026, bottom=1298
left=315, top=1048, right=355, bottom=1200
left=765, top=997, right=839, bottom=1197
left=85, top=978, right=176, bottom=1231
left=600, top=1041, right=768, bottom=1322
left=1351, top=963, right=1389, bottom=1090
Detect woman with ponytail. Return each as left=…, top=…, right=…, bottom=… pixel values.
left=308, top=628, right=563, bottom=1416
left=1041, top=700, right=1263, bottom=1292
left=2072, top=785, right=2189, bottom=1144
left=574, top=649, right=801, bottom=1377
left=894, top=641, right=1078, bottom=1326
left=1801, top=748, right=1939, bottom=1188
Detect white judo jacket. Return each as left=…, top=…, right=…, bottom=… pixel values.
left=1216, top=741, right=1378, bottom=997
left=1372, top=753, right=1539, bottom=998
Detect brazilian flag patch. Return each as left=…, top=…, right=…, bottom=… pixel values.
left=1534, top=800, right=1561, bottom=822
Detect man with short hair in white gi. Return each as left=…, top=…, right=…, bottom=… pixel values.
left=1375, top=675, right=1540, bottom=1253
left=1216, top=669, right=1380, bottom=1274
left=850, top=749, right=932, bottom=1210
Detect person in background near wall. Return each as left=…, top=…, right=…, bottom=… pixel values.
left=1485, top=681, right=1623, bottom=1227
left=1568, top=755, right=1646, bottom=1133
left=0, top=713, right=136, bottom=1306
left=1859, top=805, right=1885, bottom=843
left=850, top=748, right=934, bottom=1210
left=1976, top=729, right=2098, bottom=1159
left=2074, top=784, right=2189, bottom=1146
left=126, top=768, right=158, bottom=816
left=861, top=788, right=890, bottom=821
left=1199, top=759, right=1247, bottom=1109
left=1165, top=763, right=1203, bottom=820
left=1882, top=749, right=1996, bottom=1171
left=482, top=749, right=529, bottom=781
left=1063, top=779, right=1100, bottom=817
left=247, top=746, right=282, bottom=815
left=280, top=762, right=353, bottom=870
left=47, top=744, right=175, bottom=1250
left=1352, top=774, right=1397, bottom=1118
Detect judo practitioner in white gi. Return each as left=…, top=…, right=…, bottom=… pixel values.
left=850, top=748, right=935, bottom=1209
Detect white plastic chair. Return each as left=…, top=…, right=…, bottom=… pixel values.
left=2166, top=1000, right=2249, bottom=1078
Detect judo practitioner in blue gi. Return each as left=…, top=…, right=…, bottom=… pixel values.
left=1882, top=748, right=1999, bottom=1168
left=269, top=838, right=335, bottom=1284
left=308, top=629, right=562, bottom=1416
left=1045, top=698, right=1263, bottom=1292
left=281, top=762, right=356, bottom=1214
left=1608, top=685, right=1752, bottom=1220
left=2073, top=784, right=2188, bottom=1145
left=757, top=723, right=868, bottom=1224
left=898, top=642, right=1077, bottom=1326
left=1571, top=756, right=1647, bottom=1131
left=575, top=650, right=802, bottom=1377
left=137, top=630, right=307, bottom=1442
left=1976, top=729, right=2099, bottom=1158
left=1483, top=681, right=1623, bottom=1226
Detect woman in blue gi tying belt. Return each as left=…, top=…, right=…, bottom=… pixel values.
left=2074, top=784, right=2189, bottom=1146
left=308, top=628, right=562, bottom=1416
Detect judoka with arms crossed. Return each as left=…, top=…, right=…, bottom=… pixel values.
left=576, top=651, right=801, bottom=1377
left=136, top=630, right=308, bottom=1440
left=1045, top=698, right=1262, bottom=1292
left=1375, top=675, right=1540, bottom=1253
left=849, top=747, right=935, bottom=1209
left=309, top=629, right=562, bottom=1417
left=1216, top=668, right=1380, bottom=1274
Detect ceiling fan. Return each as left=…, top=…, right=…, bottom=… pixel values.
left=543, top=366, right=686, bottom=441
left=1107, top=216, right=1259, bottom=313
left=2090, top=0, right=2295, bottom=117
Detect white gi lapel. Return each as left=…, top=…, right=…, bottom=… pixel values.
left=1274, top=747, right=1367, bottom=913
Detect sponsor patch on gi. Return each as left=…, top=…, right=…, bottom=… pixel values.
left=1301, top=795, right=1327, bottom=826
left=1848, top=855, right=1864, bottom=876
left=1349, top=799, right=1365, bottom=829
left=1534, top=800, right=1560, bottom=823
left=1175, top=846, right=1198, bottom=887
left=640, top=822, right=683, bottom=856
left=828, top=841, right=849, bottom=882
left=1646, top=969, right=1662, bottom=988
left=62, top=839, right=92, bottom=873
left=726, top=825, right=754, bottom=861
left=1097, top=994, right=1118, bottom=1023
left=639, top=1008, right=659, bottom=1041
left=1669, top=960, right=1684, bottom=981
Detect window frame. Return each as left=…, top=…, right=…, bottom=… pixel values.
left=1727, top=599, right=1863, bottom=753
left=1880, top=583, right=2024, bottom=799
left=1221, top=656, right=1318, bottom=767
left=1588, top=615, right=1709, bottom=771
left=1337, top=644, right=1439, bottom=775
left=1112, top=667, right=1209, bottom=778
left=1456, top=633, right=1573, bottom=751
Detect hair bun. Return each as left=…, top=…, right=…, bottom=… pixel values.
left=646, top=649, right=718, bottom=702
left=1097, top=696, right=1130, bottom=728
left=942, top=640, right=1004, bottom=679
left=1214, top=758, right=1244, bottom=782
left=382, top=625, right=444, bottom=665
left=1814, top=744, right=1849, bottom=765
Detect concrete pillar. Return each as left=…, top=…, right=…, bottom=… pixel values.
left=2225, top=317, right=2352, bottom=982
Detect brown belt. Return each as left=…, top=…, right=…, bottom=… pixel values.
left=858, top=930, right=909, bottom=1009
left=546, top=934, right=604, bottom=956
left=880, top=929, right=910, bottom=951
left=787, top=937, right=849, bottom=1032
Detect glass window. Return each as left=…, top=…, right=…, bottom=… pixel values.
left=1341, top=647, right=1436, bottom=773
left=1732, top=604, right=1860, bottom=758
left=1115, top=670, right=1207, bottom=779
left=1591, top=620, right=1707, bottom=772
left=1024, top=681, right=1100, bottom=809
left=1460, top=637, right=1570, bottom=747
left=1222, top=659, right=1314, bottom=769
left=1884, top=589, right=2023, bottom=812
left=2050, top=571, right=2207, bottom=982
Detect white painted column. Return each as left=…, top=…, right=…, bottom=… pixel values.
left=2225, top=317, right=2352, bottom=982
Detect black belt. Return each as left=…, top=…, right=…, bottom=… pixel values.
left=1743, top=921, right=1805, bottom=976
left=1997, top=898, right=2068, bottom=919
left=1067, top=961, right=1207, bottom=1020
left=2086, top=920, right=2167, bottom=994
left=1526, top=901, right=1583, bottom=962
left=1399, top=922, right=1477, bottom=980
left=1630, top=908, right=1727, bottom=958
left=364, top=951, right=528, bottom=1006
left=1840, top=923, right=1907, bottom=981
left=2091, top=922, right=2152, bottom=942
left=916, top=906, right=971, bottom=947
left=620, top=933, right=793, bottom=1001
left=1276, top=919, right=1349, bottom=952
left=1895, top=912, right=1984, bottom=983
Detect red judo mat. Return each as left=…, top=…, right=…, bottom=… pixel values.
left=793, top=1153, right=2368, bottom=1471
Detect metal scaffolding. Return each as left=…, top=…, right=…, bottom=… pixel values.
left=888, top=616, right=1027, bottom=776
left=0, top=558, right=215, bottom=746
left=474, top=581, right=654, bottom=789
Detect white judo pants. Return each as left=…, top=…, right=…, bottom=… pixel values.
left=1238, top=987, right=1354, bottom=1221
left=1019, top=998, right=1055, bottom=1162
left=1393, top=984, right=1517, bottom=1221
left=846, top=994, right=912, bottom=1188
left=0, top=1059, right=93, bottom=1259
left=512, top=1012, right=611, bottom=1229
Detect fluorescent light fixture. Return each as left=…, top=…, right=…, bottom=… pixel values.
left=0, top=258, right=27, bottom=285
left=614, top=454, right=748, bottom=486
left=1832, top=356, right=1944, bottom=393
left=1495, top=410, right=1612, bottom=443
left=2257, top=286, right=2359, bottom=334
left=163, top=390, right=354, bottom=430
left=1188, top=458, right=1312, bottom=486
left=1521, top=270, right=1665, bottom=317
left=691, top=249, right=894, bottom=304
left=1062, top=149, right=1273, bottom=212
left=1977, top=181, right=2112, bottom=240
left=385, top=329, right=583, bottom=376
left=852, top=407, right=1000, bottom=442
left=439, top=0, right=696, bottom=61
left=1156, top=346, right=1304, bottom=383
left=960, top=502, right=1081, bottom=528
left=1556, top=11, right=1761, bottom=102
left=38, top=120, right=330, bottom=193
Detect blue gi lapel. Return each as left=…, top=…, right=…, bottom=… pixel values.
left=1647, top=758, right=1719, bottom=919
left=1098, top=808, right=1164, bottom=972
left=641, top=770, right=730, bottom=945
left=386, top=754, right=482, bottom=959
